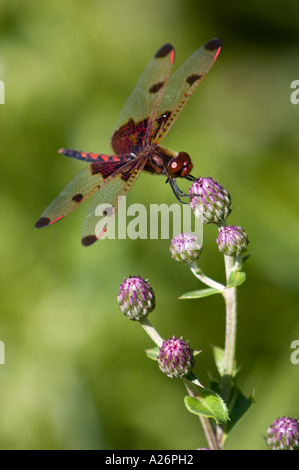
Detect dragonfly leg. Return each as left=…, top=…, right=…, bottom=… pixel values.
left=166, top=177, right=192, bottom=204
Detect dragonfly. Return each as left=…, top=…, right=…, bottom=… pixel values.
left=35, top=39, right=222, bottom=246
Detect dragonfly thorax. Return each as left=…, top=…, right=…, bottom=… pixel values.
left=143, top=145, right=193, bottom=179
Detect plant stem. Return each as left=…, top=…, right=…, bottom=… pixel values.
left=183, top=378, right=220, bottom=450
left=189, top=261, right=225, bottom=291
left=221, top=255, right=238, bottom=405
left=199, top=416, right=220, bottom=450
left=140, top=319, right=220, bottom=449
left=139, top=317, right=164, bottom=347
left=214, top=255, right=238, bottom=448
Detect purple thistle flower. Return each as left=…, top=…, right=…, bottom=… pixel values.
left=217, top=225, right=249, bottom=256
left=170, top=233, right=202, bottom=264
left=266, top=416, right=299, bottom=450
left=189, top=177, right=232, bottom=225
left=158, top=336, right=195, bottom=378
left=118, top=276, right=155, bottom=321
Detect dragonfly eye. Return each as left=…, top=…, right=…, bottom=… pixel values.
left=167, top=151, right=193, bottom=178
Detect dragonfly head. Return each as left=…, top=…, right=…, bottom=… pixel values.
left=167, top=151, right=193, bottom=179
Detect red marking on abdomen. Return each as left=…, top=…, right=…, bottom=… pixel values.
left=80, top=152, right=87, bottom=158
left=88, top=153, right=99, bottom=160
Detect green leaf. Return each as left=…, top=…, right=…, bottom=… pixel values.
left=212, top=346, right=238, bottom=378
left=242, top=252, right=254, bottom=264
left=145, top=346, right=159, bottom=361
left=185, top=371, right=198, bottom=382
left=224, top=386, right=255, bottom=439
left=179, top=288, right=222, bottom=300
left=184, top=389, right=229, bottom=425
left=184, top=371, right=204, bottom=390
left=227, top=271, right=246, bottom=288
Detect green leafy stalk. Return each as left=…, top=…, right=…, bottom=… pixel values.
left=214, top=254, right=239, bottom=447
left=139, top=317, right=164, bottom=347
left=183, top=378, right=226, bottom=450
left=221, top=255, right=238, bottom=405
left=189, top=261, right=225, bottom=291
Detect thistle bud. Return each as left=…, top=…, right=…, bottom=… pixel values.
left=158, top=336, right=195, bottom=378
left=118, top=276, right=155, bottom=321
left=216, top=225, right=249, bottom=256
left=170, top=233, right=202, bottom=264
left=189, top=177, right=232, bottom=225
left=266, top=416, right=299, bottom=450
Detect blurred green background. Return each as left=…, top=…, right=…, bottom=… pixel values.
left=0, top=0, right=299, bottom=450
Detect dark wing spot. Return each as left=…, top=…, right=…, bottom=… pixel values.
left=90, top=163, right=102, bottom=175
left=72, top=193, right=83, bottom=203
left=90, top=162, right=123, bottom=179
left=204, top=38, right=222, bottom=51
left=155, top=110, right=171, bottom=128
left=120, top=167, right=134, bottom=182
left=111, top=117, right=148, bottom=155
left=155, top=43, right=173, bottom=58
left=186, top=74, right=202, bottom=86
left=35, top=217, right=51, bottom=228
left=149, top=81, right=164, bottom=94
left=81, top=235, right=98, bottom=247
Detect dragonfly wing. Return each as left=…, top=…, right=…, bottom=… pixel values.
left=154, top=38, right=222, bottom=143
left=111, top=44, right=175, bottom=155
left=35, top=160, right=130, bottom=229
left=81, top=157, right=147, bottom=246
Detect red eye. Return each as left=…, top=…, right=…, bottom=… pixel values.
left=167, top=152, right=193, bottom=178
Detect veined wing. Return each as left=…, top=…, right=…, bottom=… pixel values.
left=81, top=156, right=147, bottom=246
left=153, top=38, right=222, bottom=144
left=111, top=44, right=175, bottom=155
left=35, top=158, right=133, bottom=229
